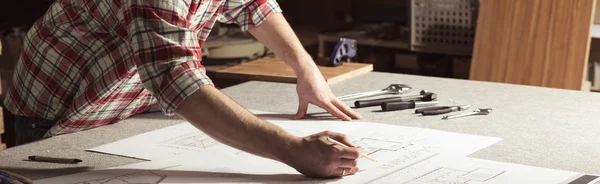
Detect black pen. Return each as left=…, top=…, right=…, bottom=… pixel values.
left=27, top=156, right=82, bottom=164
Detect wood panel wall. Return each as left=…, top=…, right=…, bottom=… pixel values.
left=470, top=0, right=597, bottom=90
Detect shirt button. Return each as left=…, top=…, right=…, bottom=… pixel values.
left=32, top=124, right=36, bottom=128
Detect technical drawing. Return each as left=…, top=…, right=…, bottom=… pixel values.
left=158, top=132, right=219, bottom=151
left=352, top=137, right=414, bottom=156
left=74, top=171, right=166, bottom=184
left=405, top=167, right=505, bottom=184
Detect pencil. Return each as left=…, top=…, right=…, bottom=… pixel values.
left=327, top=137, right=378, bottom=162
left=27, top=156, right=82, bottom=164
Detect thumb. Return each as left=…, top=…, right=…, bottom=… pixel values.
left=294, top=100, right=309, bottom=120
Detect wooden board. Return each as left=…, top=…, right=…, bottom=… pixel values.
left=215, top=58, right=373, bottom=84
left=469, top=0, right=596, bottom=90
left=595, top=0, right=600, bottom=24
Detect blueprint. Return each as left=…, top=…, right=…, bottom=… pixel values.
left=367, top=155, right=594, bottom=184
left=35, top=152, right=596, bottom=184
left=34, top=153, right=319, bottom=184
left=86, top=113, right=366, bottom=160
left=87, top=110, right=501, bottom=162
left=86, top=122, right=221, bottom=160
left=73, top=171, right=167, bottom=184
left=39, top=110, right=599, bottom=184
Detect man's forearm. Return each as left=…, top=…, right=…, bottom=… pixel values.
left=248, top=13, right=317, bottom=75
left=173, top=85, right=299, bottom=162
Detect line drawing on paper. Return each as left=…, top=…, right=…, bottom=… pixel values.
left=352, top=138, right=414, bottom=156
left=73, top=171, right=166, bottom=184
left=405, top=167, right=505, bottom=184
left=158, top=132, right=218, bottom=151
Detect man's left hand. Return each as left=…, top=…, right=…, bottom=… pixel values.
left=293, top=67, right=361, bottom=121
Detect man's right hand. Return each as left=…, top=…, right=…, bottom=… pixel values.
left=284, top=131, right=361, bottom=178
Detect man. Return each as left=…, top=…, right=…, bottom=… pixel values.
left=4, top=0, right=364, bottom=179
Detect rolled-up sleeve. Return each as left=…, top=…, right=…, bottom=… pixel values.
left=121, top=0, right=213, bottom=115
left=218, top=0, right=283, bottom=31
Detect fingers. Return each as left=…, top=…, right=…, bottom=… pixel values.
left=293, top=100, right=309, bottom=120
left=339, top=148, right=361, bottom=159
left=332, top=98, right=362, bottom=119
left=318, top=102, right=352, bottom=121
left=339, top=158, right=359, bottom=168
left=334, top=166, right=360, bottom=177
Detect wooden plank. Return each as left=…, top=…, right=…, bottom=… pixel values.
left=470, top=0, right=596, bottom=90
left=215, top=58, right=373, bottom=84
left=595, top=0, right=600, bottom=24
left=470, top=0, right=516, bottom=83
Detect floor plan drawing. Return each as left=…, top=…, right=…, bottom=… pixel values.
left=352, top=137, right=415, bottom=156
left=158, top=132, right=219, bottom=151
left=405, top=167, right=505, bottom=184
left=366, top=155, right=584, bottom=184
left=73, top=171, right=167, bottom=184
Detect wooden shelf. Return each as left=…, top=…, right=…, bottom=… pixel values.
left=215, top=57, right=373, bottom=84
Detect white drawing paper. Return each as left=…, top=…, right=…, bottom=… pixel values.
left=88, top=110, right=501, bottom=162
left=87, top=111, right=366, bottom=160
left=34, top=152, right=597, bottom=184
left=367, top=155, right=594, bottom=184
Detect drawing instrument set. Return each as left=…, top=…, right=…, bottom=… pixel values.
left=346, top=84, right=492, bottom=119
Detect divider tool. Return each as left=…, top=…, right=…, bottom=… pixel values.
left=442, top=108, right=492, bottom=119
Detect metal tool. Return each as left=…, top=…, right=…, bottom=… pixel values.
left=316, top=38, right=358, bottom=67
left=354, top=90, right=436, bottom=108
left=381, top=100, right=439, bottom=111
left=442, top=108, right=492, bottom=119
left=415, top=105, right=470, bottom=116
left=338, top=84, right=412, bottom=101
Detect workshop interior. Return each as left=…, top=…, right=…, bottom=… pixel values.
left=1, top=0, right=600, bottom=146
left=1, top=0, right=600, bottom=183
left=1, top=0, right=600, bottom=147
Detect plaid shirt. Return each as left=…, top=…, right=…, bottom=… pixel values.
left=3, top=0, right=282, bottom=137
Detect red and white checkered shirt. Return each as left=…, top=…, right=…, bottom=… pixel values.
left=3, top=0, right=281, bottom=137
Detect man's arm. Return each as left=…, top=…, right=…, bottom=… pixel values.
left=247, top=13, right=316, bottom=77
left=122, top=0, right=361, bottom=178
left=174, top=84, right=362, bottom=178
left=119, top=0, right=297, bottom=162
left=247, top=13, right=361, bottom=121
left=173, top=85, right=296, bottom=162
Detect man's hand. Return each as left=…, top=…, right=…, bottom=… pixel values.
left=248, top=13, right=362, bottom=121
left=284, top=131, right=361, bottom=178
left=293, top=67, right=361, bottom=121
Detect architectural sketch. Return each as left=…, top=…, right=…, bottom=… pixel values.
left=74, top=171, right=166, bottom=184
left=352, top=138, right=414, bottom=156
left=158, top=132, right=218, bottom=151
left=405, top=167, right=505, bottom=184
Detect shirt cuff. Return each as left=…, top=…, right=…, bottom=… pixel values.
left=155, top=61, right=213, bottom=116
left=244, top=0, right=283, bottom=31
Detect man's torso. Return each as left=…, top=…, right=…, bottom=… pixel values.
left=3, top=0, right=225, bottom=136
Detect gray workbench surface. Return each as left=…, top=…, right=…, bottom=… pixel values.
left=1, top=72, right=599, bottom=180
